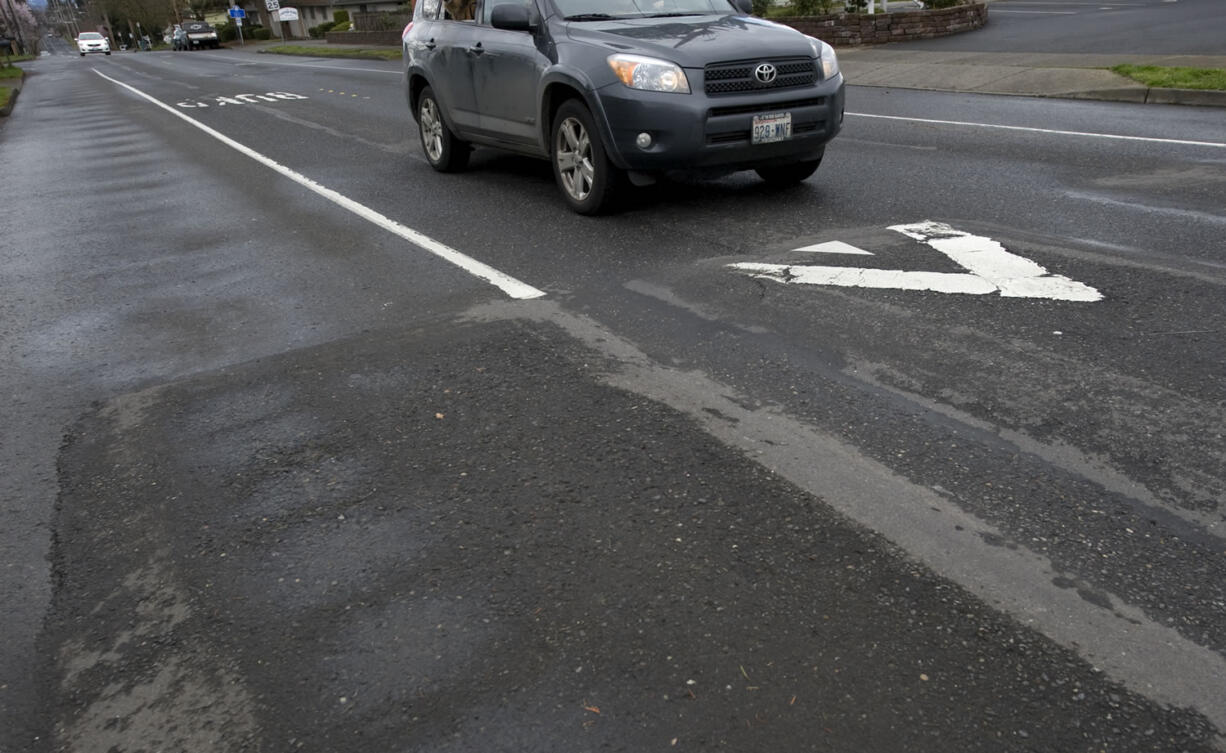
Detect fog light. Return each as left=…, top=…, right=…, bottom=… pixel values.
left=635, top=132, right=653, bottom=149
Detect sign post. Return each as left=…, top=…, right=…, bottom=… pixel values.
left=228, top=6, right=246, bottom=45
left=278, top=7, right=299, bottom=38
left=264, top=0, right=283, bottom=40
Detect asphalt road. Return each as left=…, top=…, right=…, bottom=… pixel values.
left=1, top=45, right=1224, bottom=752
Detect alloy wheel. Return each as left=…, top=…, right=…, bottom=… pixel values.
left=554, top=116, right=595, bottom=202
left=420, top=98, right=444, bottom=164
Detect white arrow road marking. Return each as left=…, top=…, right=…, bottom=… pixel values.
left=891, top=221, right=1103, bottom=301
left=731, top=263, right=996, bottom=294
left=728, top=221, right=1102, bottom=302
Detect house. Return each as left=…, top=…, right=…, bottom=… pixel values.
left=244, top=0, right=406, bottom=37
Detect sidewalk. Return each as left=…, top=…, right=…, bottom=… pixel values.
left=837, top=48, right=1226, bottom=107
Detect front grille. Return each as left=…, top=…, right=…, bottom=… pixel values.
left=709, top=97, right=825, bottom=118
left=704, top=57, right=818, bottom=95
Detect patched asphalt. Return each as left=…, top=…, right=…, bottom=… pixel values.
left=43, top=317, right=1218, bottom=752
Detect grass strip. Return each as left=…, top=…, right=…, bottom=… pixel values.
left=1110, top=64, right=1226, bottom=91
left=259, top=44, right=400, bottom=61
left=0, top=87, right=12, bottom=109
left=0, top=65, right=24, bottom=80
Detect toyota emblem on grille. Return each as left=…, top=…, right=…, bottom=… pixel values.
left=754, top=63, right=778, bottom=84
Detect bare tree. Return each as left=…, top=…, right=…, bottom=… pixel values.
left=0, top=0, right=38, bottom=55
left=184, top=0, right=227, bottom=20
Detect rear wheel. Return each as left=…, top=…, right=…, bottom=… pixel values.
left=551, top=100, right=623, bottom=215
left=417, top=86, right=469, bottom=172
left=755, top=155, right=822, bottom=185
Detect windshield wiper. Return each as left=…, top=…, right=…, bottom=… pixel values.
left=564, top=12, right=622, bottom=20
left=644, top=12, right=702, bottom=16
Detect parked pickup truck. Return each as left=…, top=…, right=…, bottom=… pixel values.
left=181, top=21, right=220, bottom=49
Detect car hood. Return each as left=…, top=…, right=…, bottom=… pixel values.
left=564, top=14, right=812, bottom=67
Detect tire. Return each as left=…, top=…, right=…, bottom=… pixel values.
left=416, top=86, right=469, bottom=172
left=104, top=51, right=110, bottom=55
left=551, top=99, right=623, bottom=215
left=755, top=155, right=822, bottom=186
left=79, top=52, right=85, bottom=56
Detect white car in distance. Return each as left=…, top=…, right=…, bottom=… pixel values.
left=76, top=32, right=111, bottom=56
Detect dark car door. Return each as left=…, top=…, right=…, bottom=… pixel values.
left=415, top=0, right=483, bottom=135
left=468, top=0, right=550, bottom=147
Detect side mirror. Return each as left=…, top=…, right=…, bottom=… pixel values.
left=491, top=3, right=535, bottom=30
left=731, top=0, right=752, bottom=13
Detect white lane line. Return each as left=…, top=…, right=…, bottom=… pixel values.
left=93, top=69, right=544, bottom=301
left=991, top=8, right=1079, bottom=12
left=847, top=112, right=1226, bottom=149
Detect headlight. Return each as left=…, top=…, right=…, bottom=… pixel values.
left=807, top=36, right=839, bottom=80
left=607, top=54, right=690, bottom=94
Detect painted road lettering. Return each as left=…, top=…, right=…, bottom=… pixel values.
left=729, top=221, right=1102, bottom=302
left=176, top=91, right=309, bottom=109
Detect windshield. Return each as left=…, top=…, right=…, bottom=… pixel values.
left=555, top=0, right=733, bottom=20
left=79, top=32, right=103, bottom=39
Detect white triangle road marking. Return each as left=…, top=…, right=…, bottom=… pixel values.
left=728, top=221, right=1103, bottom=302
left=795, top=240, right=875, bottom=255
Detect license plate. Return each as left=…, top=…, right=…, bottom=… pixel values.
left=752, top=112, right=792, bottom=144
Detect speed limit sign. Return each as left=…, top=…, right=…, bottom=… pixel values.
left=265, top=0, right=280, bottom=10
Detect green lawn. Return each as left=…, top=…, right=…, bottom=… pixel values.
left=260, top=44, right=400, bottom=61
left=1110, top=64, right=1226, bottom=91
left=1, top=64, right=22, bottom=109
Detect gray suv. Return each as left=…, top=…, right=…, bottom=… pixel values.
left=402, top=0, right=845, bottom=213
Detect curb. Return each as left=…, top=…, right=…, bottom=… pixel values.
left=1059, top=87, right=1149, bottom=104
left=0, top=72, right=23, bottom=117
left=1144, top=87, right=1226, bottom=107
left=256, top=49, right=397, bottom=62
left=1061, top=86, right=1226, bottom=107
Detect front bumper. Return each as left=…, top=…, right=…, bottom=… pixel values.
left=594, top=72, right=845, bottom=173
left=79, top=44, right=109, bottom=53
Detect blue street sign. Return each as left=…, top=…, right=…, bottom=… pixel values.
left=228, top=7, right=247, bottom=18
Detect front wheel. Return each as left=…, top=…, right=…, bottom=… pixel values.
left=755, top=156, right=822, bottom=185
left=551, top=100, right=623, bottom=215
left=417, top=86, right=469, bottom=172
